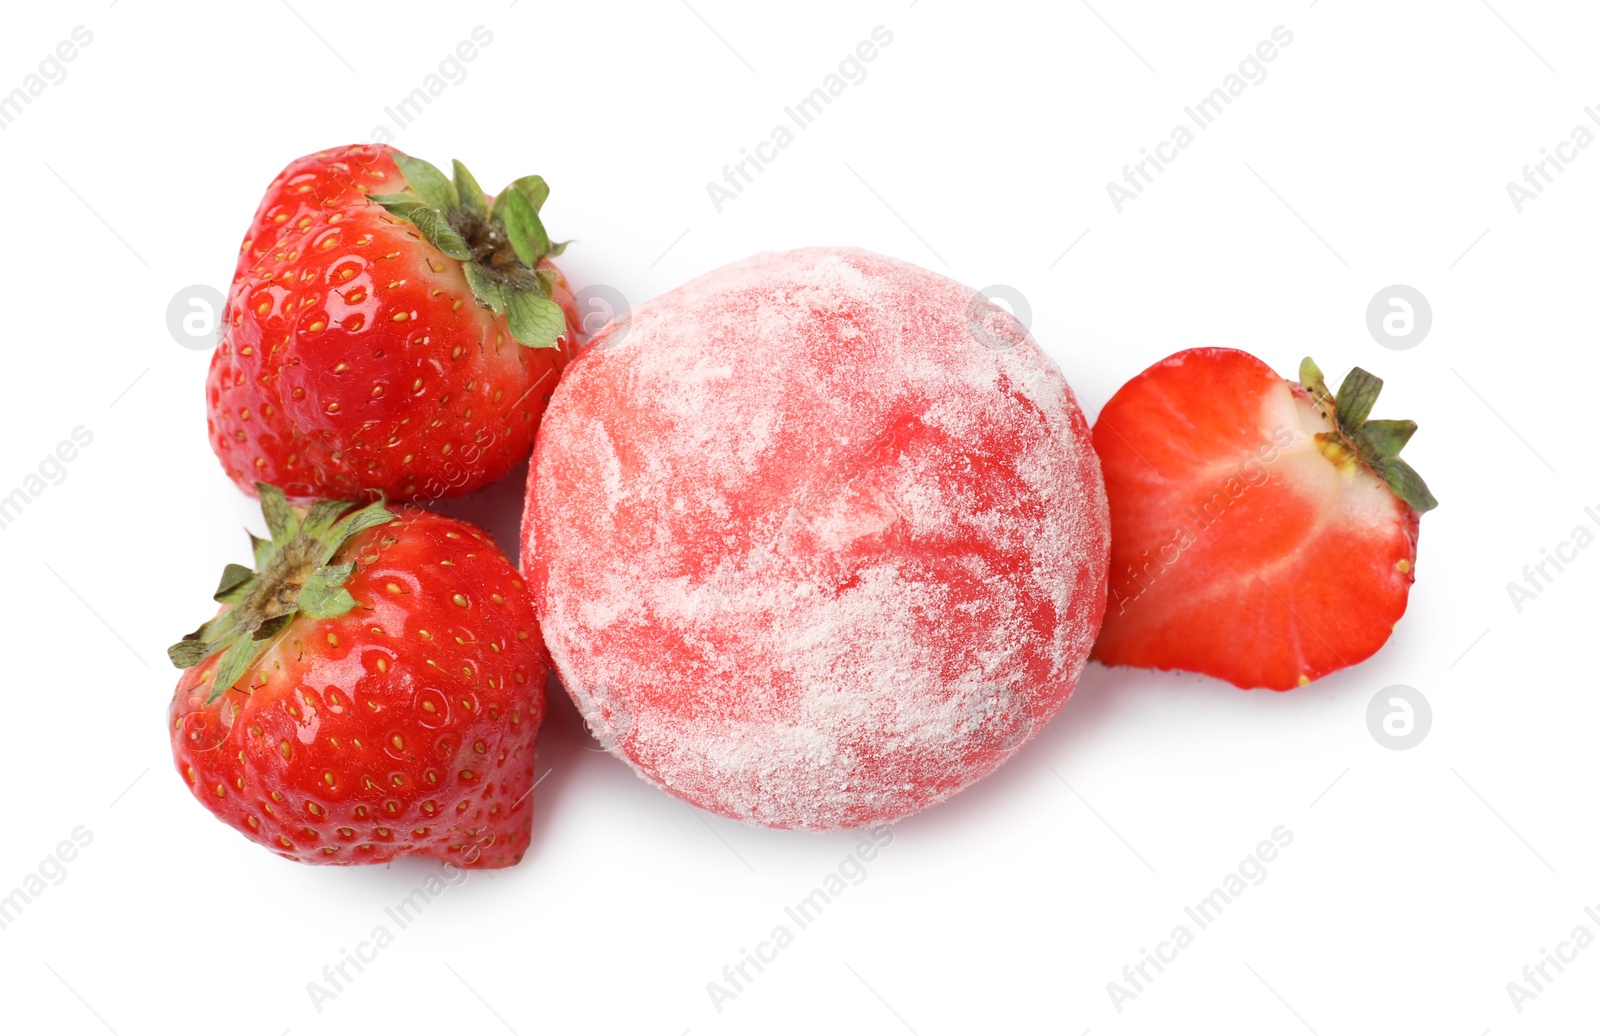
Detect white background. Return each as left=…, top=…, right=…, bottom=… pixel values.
left=0, top=1, right=1594, bottom=1033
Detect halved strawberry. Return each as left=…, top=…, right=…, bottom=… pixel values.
left=1091, top=348, right=1437, bottom=690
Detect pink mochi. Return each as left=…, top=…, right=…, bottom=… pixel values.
left=524, top=247, right=1109, bottom=829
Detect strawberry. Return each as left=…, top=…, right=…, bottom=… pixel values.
left=207, top=144, right=582, bottom=503
left=167, top=486, right=546, bottom=867
left=1090, top=348, right=1437, bottom=690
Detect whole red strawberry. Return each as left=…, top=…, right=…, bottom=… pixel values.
left=1091, top=348, right=1437, bottom=690
left=167, top=487, right=546, bottom=867
left=208, top=144, right=582, bottom=503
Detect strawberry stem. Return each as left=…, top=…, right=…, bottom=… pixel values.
left=167, top=486, right=396, bottom=701
left=368, top=153, right=569, bottom=349
left=1300, top=356, right=1438, bottom=513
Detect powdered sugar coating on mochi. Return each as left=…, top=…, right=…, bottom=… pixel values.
left=524, top=247, right=1109, bottom=830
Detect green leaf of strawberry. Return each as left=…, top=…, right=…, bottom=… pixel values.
left=214, top=563, right=255, bottom=603
left=506, top=291, right=569, bottom=351
left=1334, top=367, right=1382, bottom=431
left=1358, top=418, right=1417, bottom=457
left=1372, top=454, right=1438, bottom=514
left=390, top=153, right=457, bottom=212
left=1298, top=356, right=1333, bottom=412
left=492, top=187, right=550, bottom=267
left=296, top=563, right=358, bottom=619
left=409, top=207, right=474, bottom=261
left=464, top=262, right=507, bottom=314
left=452, top=159, right=488, bottom=217
left=507, top=174, right=550, bottom=213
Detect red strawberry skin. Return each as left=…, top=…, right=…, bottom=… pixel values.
left=1091, top=348, right=1420, bottom=690
left=207, top=144, right=580, bottom=502
left=169, top=509, right=546, bottom=867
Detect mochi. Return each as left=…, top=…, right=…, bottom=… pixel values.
left=524, top=247, right=1108, bottom=829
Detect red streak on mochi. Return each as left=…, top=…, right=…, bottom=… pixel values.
left=524, top=248, right=1109, bottom=829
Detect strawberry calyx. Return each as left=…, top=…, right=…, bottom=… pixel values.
left=1298, top=357, right=1438, bottom=514
left=368, top=153, right=569, bottom=350
left=166, top=485, right=396, bottom=701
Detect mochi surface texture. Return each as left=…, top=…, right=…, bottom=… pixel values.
left=524, top=247, right=1109, bottom=829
